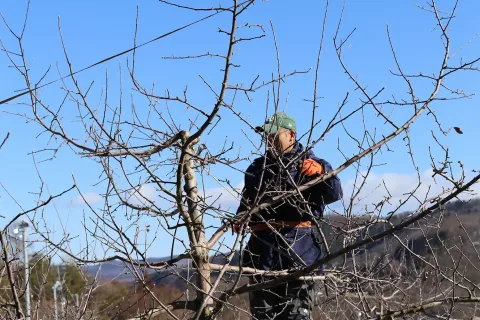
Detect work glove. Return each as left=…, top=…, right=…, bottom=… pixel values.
left=299, top=159, right=324, bottom=177
left=231, top=221, right=249, bottom=234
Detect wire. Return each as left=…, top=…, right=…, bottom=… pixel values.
left=0, top=9, right=223, bottom=105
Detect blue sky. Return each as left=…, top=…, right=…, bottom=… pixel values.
left=1, top=0, right=479, bottom=261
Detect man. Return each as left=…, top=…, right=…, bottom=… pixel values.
left=235, top=112, right=342, bottom=320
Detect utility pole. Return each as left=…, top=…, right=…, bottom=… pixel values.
left=53, top=284, right=58, bottom=320
left=14, top=220, right=31, bottom=320
left=53, top=266, right=64, bottom=320
left=53, top=279, right=62, bottom=320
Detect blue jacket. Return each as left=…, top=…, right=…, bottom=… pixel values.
left=237, top=142, right=342, bottom=222
left=238, top=142, right=342, bottom=271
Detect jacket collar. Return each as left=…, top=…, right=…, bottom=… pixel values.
left=266, top=141, right=306, bottom=164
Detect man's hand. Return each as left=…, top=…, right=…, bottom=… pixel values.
left=232, top=223, right=239, bottom=234
left=299, top=159, right=324, bottom=176
left=232, top=223, right=249, bottom=234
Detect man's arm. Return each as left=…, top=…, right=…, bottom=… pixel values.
left=315, top=158, right=342, bottom=204
left=301, top=157, right=343, bottom=206
left=232, top=162, right=258, bottom=233
left=236, top=162, right=257, bottom=215
left=236, top=187, right=250, bottom=215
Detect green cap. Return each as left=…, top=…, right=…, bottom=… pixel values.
left=256, top=112, right=296, bottom=134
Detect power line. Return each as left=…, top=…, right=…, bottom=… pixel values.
left=0, top=9, right=223, bottom=106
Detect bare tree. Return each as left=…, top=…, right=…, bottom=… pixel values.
left=1, top=0, right=480, bottom=319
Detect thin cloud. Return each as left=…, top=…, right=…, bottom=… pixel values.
left=203, top=182, right=244, bottom=211
left=127, top=184, right=159, bottom=206
left=71, top=192, right=103, bottom=206
left=339, top=169, right=480, bottom=214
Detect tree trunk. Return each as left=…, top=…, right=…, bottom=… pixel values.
left=182, top=132, right=213, bottom=319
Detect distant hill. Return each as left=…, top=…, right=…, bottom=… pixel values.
left=326, top=197, right=480, bottom=277
left=82, top=198, right=480, bottom=288
left=81, top=256, right=188, bottom=282
left=81, top=252, right=241, bottom=285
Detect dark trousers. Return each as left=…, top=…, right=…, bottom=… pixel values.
left=244, top=227, right=322, bottom=319
left=249, top=276, right=315, bottom=320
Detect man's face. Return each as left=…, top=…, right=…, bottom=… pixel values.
left=265, top=128, right=295, bottom=155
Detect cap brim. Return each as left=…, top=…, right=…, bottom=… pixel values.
left=256, top=123, right=279, bottom=134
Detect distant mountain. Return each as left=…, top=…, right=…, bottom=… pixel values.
left=81, top=256, right=186, bottom=282
left=83, top=198, right=480, bottom=287
left=82, top=252, right=241, bottom=284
